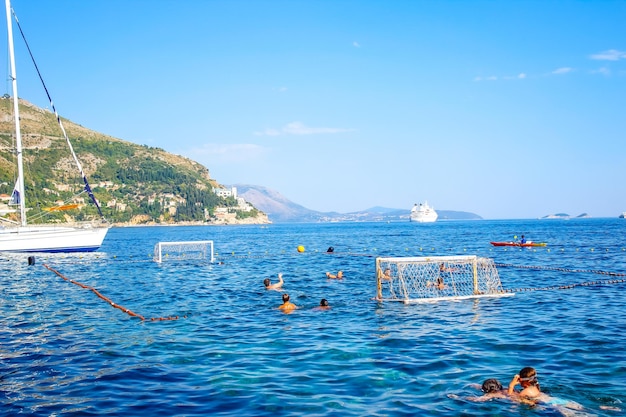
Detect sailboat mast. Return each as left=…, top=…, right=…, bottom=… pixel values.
left=5, top=0, right=26, bottom=227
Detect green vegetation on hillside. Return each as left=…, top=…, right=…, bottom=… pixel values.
left=0, top=98, right=263, bottom=224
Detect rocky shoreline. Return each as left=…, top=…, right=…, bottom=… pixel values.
left=111, top=212, right=271, bottom=227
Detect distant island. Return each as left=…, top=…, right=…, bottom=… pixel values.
left=540, top=213, right=591, bottom=220
left=235, top=184, right=482, bottom=223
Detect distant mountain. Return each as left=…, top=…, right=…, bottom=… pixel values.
left=233, top=184, right=327, bottom=223
left=235, top=184, right=482, bottom=223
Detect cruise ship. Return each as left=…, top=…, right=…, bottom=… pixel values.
left=410, top=202, right=438, bottom=223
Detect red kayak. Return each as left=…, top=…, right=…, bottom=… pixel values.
left=490, top=241, right=547, bottom=247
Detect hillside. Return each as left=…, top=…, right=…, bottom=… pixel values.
left=235, top=184, right=483, bottom=222
left=0, top=98, right=268, bottom=225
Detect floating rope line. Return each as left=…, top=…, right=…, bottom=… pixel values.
left=502, top=278, right=626, bottom=293
left=43, top=264, right=184, bottom=322
left=495, top=263, right=626, bottom=277
left=495, top=263, right=626, bottom=293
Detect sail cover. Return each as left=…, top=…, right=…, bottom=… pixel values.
left=9, top=179, right=20, bottom=205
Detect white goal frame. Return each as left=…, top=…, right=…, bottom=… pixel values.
left=153, top=240, right=215, bottom=263
left=376, top=255, right=514, bottom=303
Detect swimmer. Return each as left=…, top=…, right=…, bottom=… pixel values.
left=482, top=378, right=506, bottom=395
left=326, top=271, right=343, bottom=279
left=427, top=275, right=446, bottom=290
left=436, top=276, right=446, bottom=290
left=440, top=262, right=457, bottom=272
left=278, top=293, right=297, bottom=313
left=508, top=366, right=540, bottom=399
left=508, top=367, right=587, bottom=414
left=264, top=272, right=284, bottom=290
left=424, top=264, right=449, bottom=290
left=465, top=378, right=509, bottom=402
left=313, top=298, right=330, bottom=311
left=382, top=268, right=392, bottom=280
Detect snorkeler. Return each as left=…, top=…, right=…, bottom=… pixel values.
left=508, top=367, right=540, bottom=398
left=508, top=367, right=588, bottom=414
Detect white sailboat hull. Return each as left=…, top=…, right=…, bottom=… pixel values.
left=0, top=225, right=108, bottom=253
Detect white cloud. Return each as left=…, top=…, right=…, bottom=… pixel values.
left=591, top=67, right=611, bottom=76
left=475, top=73, right=526, bottom=81
left=473, top=75, right=498, bottom=81
left=590, top=49, right=626, bottom=61
left=552, top=67, right=573, bottom=75
left=283, top=122, right=353, bottom=135
left=255, top=128, right=282, bottom=136
left=353, top=41, right=361, bottom=48
left=255, top=121, right=355, bottom=136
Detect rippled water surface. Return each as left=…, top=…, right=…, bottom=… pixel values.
left=2, top=219, right=625, bottom=416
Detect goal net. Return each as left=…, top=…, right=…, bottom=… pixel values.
left=153, top=240, right=215, bottom=263
left=375, top=255, right=513, bottom=303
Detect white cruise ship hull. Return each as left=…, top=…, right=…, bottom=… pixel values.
left=410, top=213, right=438, bottom=223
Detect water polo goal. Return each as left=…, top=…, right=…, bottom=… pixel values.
left=154, top=240, right=214, bottom=263
left=376, top=255, right=514, bottom=303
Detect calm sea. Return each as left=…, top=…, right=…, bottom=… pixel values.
left=2, top=219, right=625, bottom=416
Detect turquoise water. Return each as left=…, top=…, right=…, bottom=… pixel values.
left=2, top=219, right=625, bottom=416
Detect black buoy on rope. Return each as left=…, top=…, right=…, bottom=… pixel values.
left=28, top=255, right=35, bottom=266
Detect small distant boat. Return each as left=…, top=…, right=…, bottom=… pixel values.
left=620, top=212, right=626, bottom=219
left=410, top=202, right=438, bottom=223
left=490, top=241, right=547, bottom=247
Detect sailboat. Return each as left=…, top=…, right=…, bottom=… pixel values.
left=0, top=0, right=109, bottom=252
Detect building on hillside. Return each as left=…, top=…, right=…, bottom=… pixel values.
left=212, top=186, right=254, bottom=213
left=236, top=197, right=253, bottom=212
left=213, top=186, right=237, bottom=199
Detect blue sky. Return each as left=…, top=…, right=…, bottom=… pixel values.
left=5, top=0, right=626, bottom=219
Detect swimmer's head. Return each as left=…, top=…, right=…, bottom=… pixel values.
left=481, top=378, right=503, bottom=393
left=282, top=293, right=290, bottom=302
left=320, top=298, right=329, bottom=307
left=519, top=367, right=539, bottom=386
left=263, top=278, right=271, bottom=287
